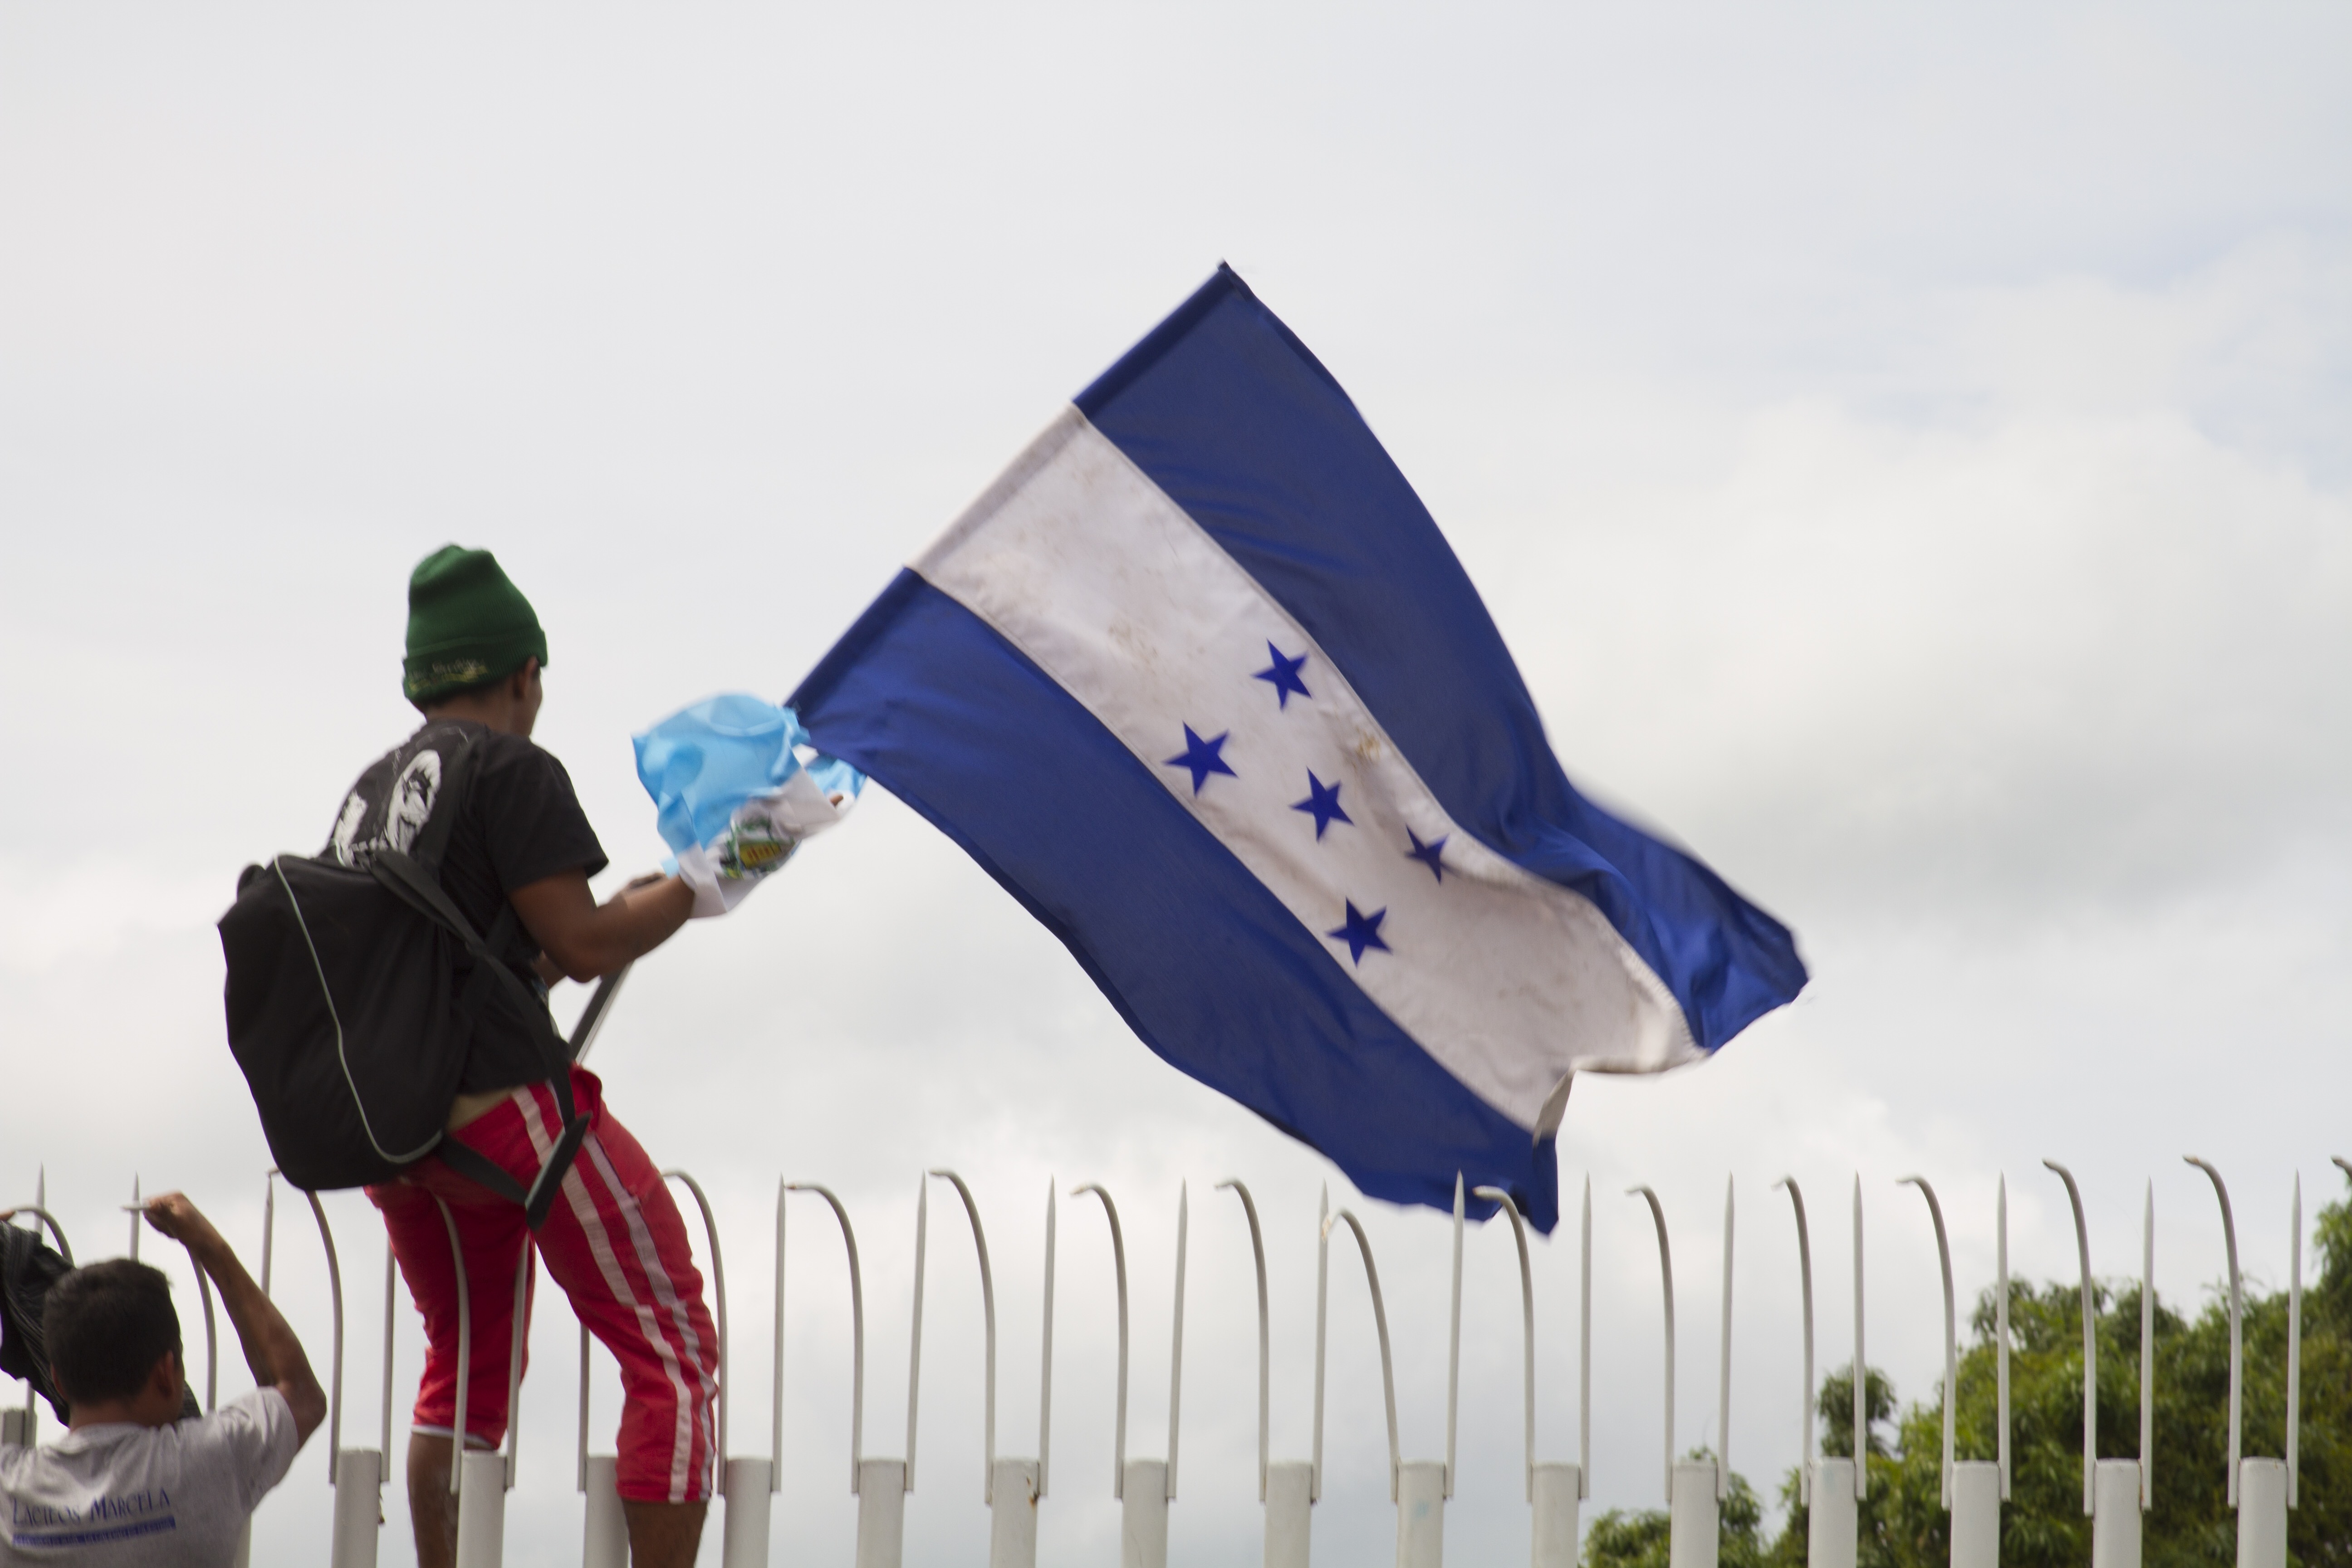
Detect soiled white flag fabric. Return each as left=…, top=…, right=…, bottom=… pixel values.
left=787, top=267, right=1806, bottom=1229
left=632, top=694, right=863, bottom=918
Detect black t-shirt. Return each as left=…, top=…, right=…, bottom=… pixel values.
left=323, top=720, right=609, bottom=1093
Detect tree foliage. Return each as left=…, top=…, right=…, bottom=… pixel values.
left=1585, top=1179, right=2352, bottom=1568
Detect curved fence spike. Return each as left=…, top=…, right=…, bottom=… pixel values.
left=260, top=1171, right=276, bottom=1299
left=1997, top=1176, right=2010, bottom=1501
left=2044, top=1159, right=2095, bottom=1518
left=382, top=1236, right=397, bottom=1472
left=2141, top=1181, right=2155, bottom=1511
left=1579, top=1176, right=1592, bottom=1499
left=2185, top=1156, right=2242, bottom=1508
left=1898, top=1176, right=1955, bottom=1509
left=428, top=1194, right=470, bottom=1497
left=1627, top=1186, right=1675, bottom=1504
left=1072, top=1184, right=1128, bottom=1499
left=1169, top=1183, right=1188, bottom=1501
left=500, top=1237, right=532, bottom=1490
left=664, top=1172, right=730, bottom=1478
left=784, top=1183, right=866, bottom=1494
left=1471, top=1186, right=1536, bottom=1504
left=1216, top=1180, right=1271, bottom=1504
left=1774, top=1178, right=1813, bottom=1508
left=1446, top=1176, right=1464, bottom=1499
left=771, top=1181, right=785, bottom=1493
left=2289, top=1174, right=2303, bottom=1509
left=1719, top=1177, right=1734, bottom=1502
left=907, top=1177, right=928, bottom=1493
left=927, top=1170, right=998, bottom=1503
left=304, top=1192, right=346, bottom=1485
left=1852, top=1176, right=1866, bottom=1502
left=1311, top=1186, right=1329, bottom=1504
left=1320, top=1207, right=1401, bottom=1502
left=1040, top=1180, right=1057, bottom=1500
left=7, top=1206, right=72, bottom=1266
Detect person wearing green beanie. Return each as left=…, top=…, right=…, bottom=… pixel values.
left=402, top=545, right=551, bottom=706
left=319, top=546, right=712, bottom=1568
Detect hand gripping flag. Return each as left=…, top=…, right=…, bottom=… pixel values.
left=792, top=266, right=1805, bottom=1230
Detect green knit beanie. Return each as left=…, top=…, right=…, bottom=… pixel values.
left=402, top=545, right=549, bottom=704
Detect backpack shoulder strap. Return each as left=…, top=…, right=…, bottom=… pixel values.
left=370, top=850, right=590, bottom=1230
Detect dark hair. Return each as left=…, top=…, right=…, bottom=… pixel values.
left=43, top=1260, right=181, bottom=1406
left=407, top=657, right=539, bottom=716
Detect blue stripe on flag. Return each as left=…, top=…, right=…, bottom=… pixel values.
left=1075, top=265, right=1805, bottom=1052
left=793, top=569, right=1559, bottom=1228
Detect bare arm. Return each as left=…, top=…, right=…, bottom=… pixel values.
left=510, top=869, right=694, bottom=983
left=141, top=1194, right=328, bottom=1444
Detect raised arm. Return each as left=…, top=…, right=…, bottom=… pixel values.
left=141, top=1194, right=327, bottom=1443
left=510, top=868, right=695, bottom=984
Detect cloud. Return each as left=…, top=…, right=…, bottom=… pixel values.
left=1458, top=244, right=2352, bottom=931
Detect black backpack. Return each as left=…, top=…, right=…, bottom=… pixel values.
left=1, top=1224, right=73, bottom=1421
left=217, top=729, right=591, bottom=1229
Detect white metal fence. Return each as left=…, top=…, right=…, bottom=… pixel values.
left=3, top=1156, right=2328, bottom=1568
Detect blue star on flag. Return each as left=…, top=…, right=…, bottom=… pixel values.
left=1326, top=901, right=1390, bottom=965
left=1253, top=643, right=1311, bottom=708
left=1164, top=725, right=1237, bottom=794
left=1404, top=829, right=1448, bottom=882
left=1291, top=770, right=1353, bottom=839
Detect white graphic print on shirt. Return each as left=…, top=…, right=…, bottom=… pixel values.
left=0, top=1389, right=296, bottom=1566
left=328, top=748, right=443, bottom=868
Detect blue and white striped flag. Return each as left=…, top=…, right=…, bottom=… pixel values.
left=793, top=266, right=1805, bottom=1230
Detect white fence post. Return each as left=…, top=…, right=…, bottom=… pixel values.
left=2189, top=1155, right=2293, bottom=1568
left=424, top=1190, right=516, bottom=1568
left=1076, top=1182, right=1185, bottom=1568
left=1809, top=1459, right=1858, bottom=1568
left=662, top=1170, right=761, bottom=1568
left=455, top=1450, right=508, bottom=1568
left=1530, top=1462, right=1579, bottom=1568
left=2237, top=1458, right=2288, bottom=1568
left=581, top=1455, right=627, bottom=1568
left=2091, top=1460, right=2142, bottom=1568
left=1668, top=1458, right=1720, bottom=1568
left=301, top=1191, right=381, bottom=1568
left=1397, top=1459, right=1446, bottom=1568
left=330, top=1448, right=383, bottom=1568
left=1900, top=1176, right=2010, bottom=1568
left=989, top=1457, right=1043, bottom=1568
left=1264, top=1460, right=1313, bottom=1568
left=1221, top=1179, right=1320, bottom=1568
left=782, top=1180, right=922, bottom=1568
left=984, top=1180, right=1056, bottom=1568
left=1948, top=1463, right=1999, bottom=1568
left=1471, top=1181, right=1581, bottom=1568
left=1950, top=1176, right=2011, bottom=1568
left=855, top=1457, right=909, bottom=1568
left=2097, top=1188, right=2155, bottom=1568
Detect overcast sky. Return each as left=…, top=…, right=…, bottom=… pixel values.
left=5, top=5, right=2350, bottom=1565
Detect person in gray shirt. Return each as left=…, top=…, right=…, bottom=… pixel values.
left=0, top=1194, right=326, bottom=1564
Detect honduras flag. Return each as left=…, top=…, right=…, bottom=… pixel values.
left=792, top=267, right=1805, bottom=1231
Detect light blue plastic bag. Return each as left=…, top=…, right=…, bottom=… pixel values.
left=633, top=693, right=813, bottom=856
left=632, top=696, right=864, bottom=915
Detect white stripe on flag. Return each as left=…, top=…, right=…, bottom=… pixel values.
left=914, top=407, right=1696, bottom=1133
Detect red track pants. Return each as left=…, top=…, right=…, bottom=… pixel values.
left=369, top=1068, right=720, bottom=1503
